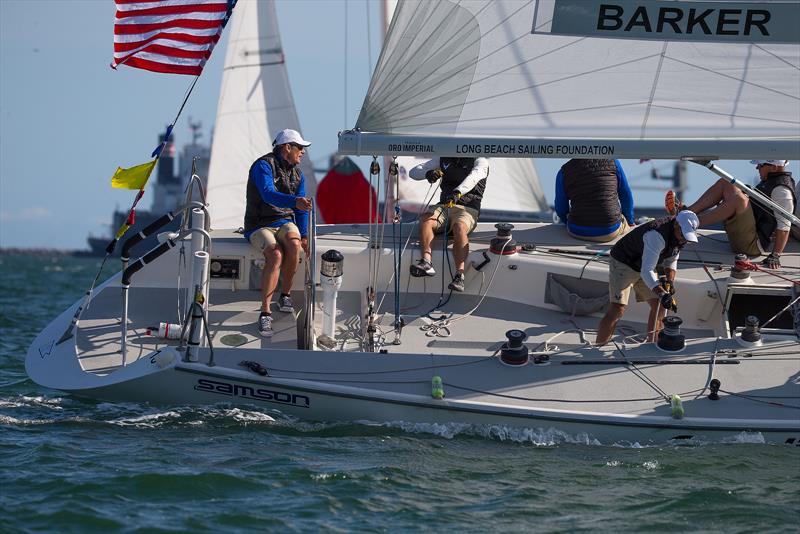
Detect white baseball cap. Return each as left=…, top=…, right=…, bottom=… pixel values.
left=272, top=128, right=311, bottom=147
left=676, top=210, right=699, bottom=243
left=749, top=159, right=788, bottom=167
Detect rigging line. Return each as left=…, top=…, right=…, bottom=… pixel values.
left=719, top=389, right=800, bottom=410
left=445, top=383, right=674, bottom=404
left=371, top=2, right=529, bottom=111
left=695, top=251, right=727, bottom=314
left=343, top=0, right=348, bottom=129
left=365, top=0, right=372, bottom=78
left=761, top=294, right=800, bottom=329
left=752, top=43, right=800, bottom=70
left=379, top=183, right=441, bottom=315
left=611, top=340, right=670, bottom=400
left=665, top=55, right=800, bottom=102
left=641, top=41, right=669, bottom=138
left=427, top=238, right=510, bottom=333
left=648, top=103, right=800, bottom=126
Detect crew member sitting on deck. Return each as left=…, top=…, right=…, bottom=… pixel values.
left=408, top=157, right=489, bottom=292
left=595, top=211, right=699, bottom=346
left=244, top=128, right=312, bottom=337
left=665, top=159, right=795, bottom=269
left=554, top=159, right=635, bottom=242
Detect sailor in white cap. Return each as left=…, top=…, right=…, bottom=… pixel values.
left=243, top=128, right=313, bottom=337
left=665, top=160, right=794, bottom=269
left=596, top=210, right=699, bottom=346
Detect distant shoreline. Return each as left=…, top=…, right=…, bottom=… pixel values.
left=0, top=248, right=95, bottom=257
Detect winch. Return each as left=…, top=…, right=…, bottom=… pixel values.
left=490, top=223, right=518, bottom=255
left=500, top=329, right=529, bottom=365
left=657, top=315, right=685, bottom=352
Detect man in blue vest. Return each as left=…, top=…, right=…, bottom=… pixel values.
left=595, top=210, right=699, bottom=346
left=408, top=157, right=489, bottom=292
left=244, top=129, right=312, bottom=337
left=666, top=160, right=795, bottom=269
left=555, top=159, right=635, bottom=242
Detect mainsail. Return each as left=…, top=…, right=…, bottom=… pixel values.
left=340, top=0, right=800, bottom=160
left=206, top=0, right=316, bottom=229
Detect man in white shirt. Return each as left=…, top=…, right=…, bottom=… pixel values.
left=596, top=211, right=700, bottom=346
left=408, top=157, right=489, bottom=292
left=667, top=160, right=795, bottom=269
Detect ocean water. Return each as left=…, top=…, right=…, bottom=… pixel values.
left=1, top=254, right=798, bottom=533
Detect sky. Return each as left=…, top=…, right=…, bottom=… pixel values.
left=0, top=0, right=793, bottom=250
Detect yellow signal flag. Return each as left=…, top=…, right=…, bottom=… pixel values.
left=111, top=160, right=156, bottom=190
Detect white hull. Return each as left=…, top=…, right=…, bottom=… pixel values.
left=27, top=223, right=800, bottom=445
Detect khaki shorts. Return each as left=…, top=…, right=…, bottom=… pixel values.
left=425, top=204, right=479, bottom=234
left=569, top=218, right=630, bottom=243
left=723, top=207, right=762, bottom=256
left=248, top=223, right=300, bottom=252
left=608, top=257, right=657, bottom=305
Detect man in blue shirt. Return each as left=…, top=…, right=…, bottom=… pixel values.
left=555, top=159, right=635, bottom=242
left=244, top=129, right=312, bottom=337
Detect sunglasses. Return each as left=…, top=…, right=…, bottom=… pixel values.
left=290, top=143, right=306, bottom=151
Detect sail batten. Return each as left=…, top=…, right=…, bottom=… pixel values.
left=344, top=0, right=800, bottom=160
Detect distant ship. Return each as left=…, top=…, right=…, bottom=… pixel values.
left=85, top=122, right=211, bottom=257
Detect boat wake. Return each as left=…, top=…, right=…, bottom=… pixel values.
left=0, top=394, right=770, bottom=447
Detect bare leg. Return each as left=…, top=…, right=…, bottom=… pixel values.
left=596, top=303, right=626, bottom=345
left=646, top=299, right=666, bottom=342
left=261, top=246, right=282, bottom=313
left=687, top=178, right=749, bottom=227
left=418, top=216, right=437, bottom=261
left=450, top=220, right=469, bottom=274
left=279, top=232, right=302, bottom=294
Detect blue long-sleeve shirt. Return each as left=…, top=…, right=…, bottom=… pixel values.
left=554, top=160, right=634, bottom=237
left=243, top=158, right=308, bottom=240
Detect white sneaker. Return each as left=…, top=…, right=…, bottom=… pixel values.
left=258, top=313, right=273, bottom=337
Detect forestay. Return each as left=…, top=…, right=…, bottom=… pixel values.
left=339, top=0, right=800, bottom=160
left=206, top=0, right=315, bottom=229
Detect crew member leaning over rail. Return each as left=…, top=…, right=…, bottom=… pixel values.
left=666, top=159, right=795, bottom=269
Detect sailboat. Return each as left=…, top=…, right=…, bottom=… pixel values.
left=27, top=0, right=800, bottom=445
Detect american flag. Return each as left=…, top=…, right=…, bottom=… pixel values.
left=112, top=0, right=236, bottom=76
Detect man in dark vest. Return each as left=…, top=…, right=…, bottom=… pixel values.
left=666, top=160, right=795, bottom=269
left=554, top=159, right=635, bottom=242
left=408, top=157, right=489, bottom=292
left=595, top=210, right=700, bottom=346
left=244, top=129, right=313, bottom=337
